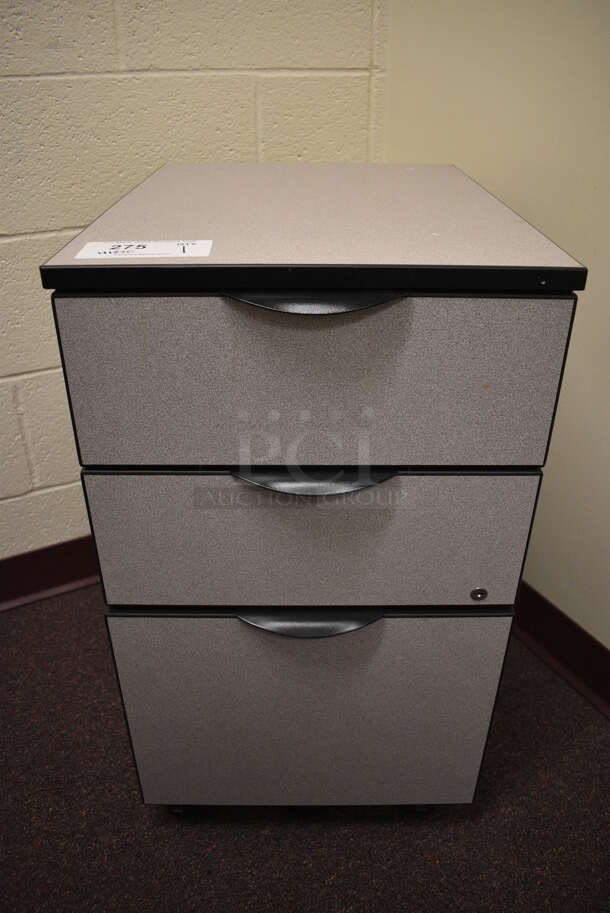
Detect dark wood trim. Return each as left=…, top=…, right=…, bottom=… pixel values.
left=514, top=582, right=609, bottom=718
left=0, top=535, right=99, bottom=612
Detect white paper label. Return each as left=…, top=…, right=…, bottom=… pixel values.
left=75, top=240, right=213, bottom=259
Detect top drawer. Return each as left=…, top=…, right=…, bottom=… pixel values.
left=54, top=294, right=574, bottom=467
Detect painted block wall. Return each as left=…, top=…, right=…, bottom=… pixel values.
left=0, top=0, right=389, bottom=559
left=386, top=0, right=610, bottom=648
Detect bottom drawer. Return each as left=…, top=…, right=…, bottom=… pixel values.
left=108, top=612, right=511, bottom=806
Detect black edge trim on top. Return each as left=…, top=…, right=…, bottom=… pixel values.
left=41, top=264, right=587, bottom=294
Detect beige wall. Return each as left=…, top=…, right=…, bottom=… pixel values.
left=0, top=1, right=389, bottom=559
left=386, top=0, right=610, bottom=647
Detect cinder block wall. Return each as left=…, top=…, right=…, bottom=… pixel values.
left=0, top=1, right=389, bottom=559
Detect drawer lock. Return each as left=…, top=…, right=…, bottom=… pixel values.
left=470, top=588, right=488, bottom=601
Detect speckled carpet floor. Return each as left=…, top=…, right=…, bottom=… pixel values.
left=1, top=584, right=608, bottom=913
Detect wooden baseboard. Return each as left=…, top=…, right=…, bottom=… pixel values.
left=514, top=582, right=609, bottom=718
left=1, top=537, right=607, bottom=715
left=0, top=535, right=99, bottom=612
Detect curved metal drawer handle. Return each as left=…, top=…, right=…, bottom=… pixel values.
left=232, top=468, right=396, bottom=497
left=238, top=610, right=382, bottom=638
left=228, top=292, right=399, bottom=316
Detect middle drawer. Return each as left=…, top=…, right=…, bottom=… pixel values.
left=84, top=470, right=539, bottom=607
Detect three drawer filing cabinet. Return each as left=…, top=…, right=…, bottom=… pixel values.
left=41, top=164, right=586, bottom=807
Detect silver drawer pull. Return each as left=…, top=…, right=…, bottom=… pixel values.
left=238, top=610, right=382, bottom=638
left=232, top=468, right=396, bottom=497
left=228, top=292, right=399, bottom=316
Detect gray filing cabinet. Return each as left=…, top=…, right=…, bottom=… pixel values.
left=41, top=164, right=585, bottom=807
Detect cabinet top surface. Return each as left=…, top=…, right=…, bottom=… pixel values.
left=41, top=164, right=585, bottom=290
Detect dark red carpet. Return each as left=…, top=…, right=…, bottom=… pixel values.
left=1, top=585, right=608, bottom=913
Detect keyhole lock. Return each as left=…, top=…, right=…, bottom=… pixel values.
left=470, top=588, right=488, bottom=601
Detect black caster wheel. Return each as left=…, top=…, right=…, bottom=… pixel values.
left=169, top=805, right=185, bottom=816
